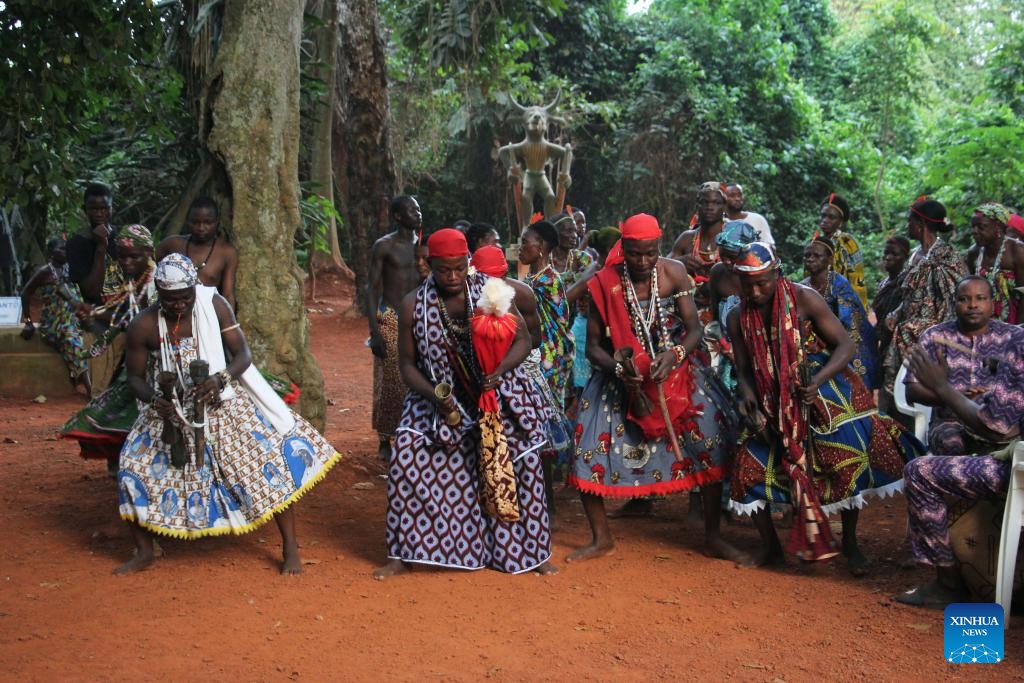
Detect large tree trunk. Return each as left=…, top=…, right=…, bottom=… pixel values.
left=308, top=0, right=351, bottom=278
left=333, top=0, right=396, bottom=314
left=201, top=0, right=325, bottom=429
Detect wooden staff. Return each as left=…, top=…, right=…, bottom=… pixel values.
left=189, top=360, right=210, bottom=469
left=156, top=371, right=185, bottom=468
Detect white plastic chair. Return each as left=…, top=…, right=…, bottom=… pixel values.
left=893, top=363, right=932, bottom=443
left=995, top=440, right=1024, bottom=626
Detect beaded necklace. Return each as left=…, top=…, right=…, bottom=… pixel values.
left=621, top=262, right=670, bottom=356
left=186, top=235, right=218, bottom=271
left=436, top=279, right=480, bottom=381
left=976, top=237, right=1007, bottom=287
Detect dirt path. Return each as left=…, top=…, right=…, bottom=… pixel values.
left=0, top=276, right=1016, bottom=681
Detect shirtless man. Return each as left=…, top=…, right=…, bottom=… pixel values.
left=670, top=183, right=728, bottom=314
left=367, top=196, right=423, bottom=460
left=155, top=196, right=238, bottom=310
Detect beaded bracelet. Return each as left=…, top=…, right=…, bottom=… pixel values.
left=672, top=345, right=687, bottom=366
left=216, top=369, right=232, bottom=387
left=614, top=362, right=625, bottom=379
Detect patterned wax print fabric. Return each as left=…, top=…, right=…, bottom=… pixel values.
left=976, top=255, right=1019, bottom=324
left=905, top=320, right=1024, bottom=455
left=60, top=367, right=138, bottom=460
left=557, top=248, right=593, bottom=287
left=528, top=265, right=574, bottom=409
left=730, top=318, right=924, bottom=516
left=801, top=271, right=878, bottom=390
left=522, top=348, right=574, bottom=480
left=882, top=239, right=967, bottom=392
left=372, top=304, right=406, bottom=438
left=117, top=339, right=341, bottom=538
left=384, top=272, right=552, bottom=573
left=830, top=231, right=867, bottom=308
left=569, top=296, right=737, bottom=498
left=37, top=271, right=89, bottom=382
left=59, top=271, right=157, bottom=460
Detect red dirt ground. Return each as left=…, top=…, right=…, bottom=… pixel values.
left=1, top=274, right=1018, bottom=681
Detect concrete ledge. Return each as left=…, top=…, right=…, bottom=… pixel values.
left=0, top=325, right=122, bottom=398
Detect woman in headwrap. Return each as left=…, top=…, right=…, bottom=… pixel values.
left=816, top=193, right=867, bottom=308
left=881, top=198, right=967, bottom=412
left=61, top=225, right=157, bottom=472
left=801, top=236, right=879, bottom=390
left=965, top=202, right=1024, bottom=324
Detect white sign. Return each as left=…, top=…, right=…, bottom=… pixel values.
left=0, top=297, right=22, bottom=326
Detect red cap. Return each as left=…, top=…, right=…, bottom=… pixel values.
left=471, top=245, right=508, bottom=278
left=620, top=213, right=662, bottom=241
left=426, top=228, right=469, bottom=259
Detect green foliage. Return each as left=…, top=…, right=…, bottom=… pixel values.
left=1, top=1, right=192, bottom=250
left=296, top=189, right=344, bottom=268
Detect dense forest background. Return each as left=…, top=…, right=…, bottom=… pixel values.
left=3, top=0, right=1022, bottom=297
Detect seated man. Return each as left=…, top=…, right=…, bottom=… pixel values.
left=905, top=275, right=1024, bottom=455
left=897, top=278, right=1024, bottom=608
left=115, top=254, right=341, bottom=575
left=727, top=243, right=922, bottom=574
left=374, top=229, right=555, bottom=578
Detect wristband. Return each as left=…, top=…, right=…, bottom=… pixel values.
left=614, top=362, right=625, bottom=379
left=672, top=345, right=687, bottom=366
left=216, top=369, right=232, bottom=388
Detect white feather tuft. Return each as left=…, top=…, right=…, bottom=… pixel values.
left=478, top=277, right=515, bottom=316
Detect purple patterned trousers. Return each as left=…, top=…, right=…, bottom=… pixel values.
left=904, top=454, right=1009, bottom=566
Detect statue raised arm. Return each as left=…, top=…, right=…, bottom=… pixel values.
left=498, top=91, right=572, bottom=236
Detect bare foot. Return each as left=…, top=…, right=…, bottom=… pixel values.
left=373, top=559, right=410, bottom=580
left=608, top=499, right=653, bottom=519
left=281, top=545, right=303, bottom=575
left=704, top=537, right=751, bottom=565
left=737, top=544, right=785, bottom=569
left=566, top=540, right=615, bottom=563
left=534, top=561, right=559, bottom=575
left=113, top=550, right=155, bottom=575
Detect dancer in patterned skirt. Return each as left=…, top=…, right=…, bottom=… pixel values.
left=567, top=214, right=746, bottom=564
left=114, top=254, right=341, bottom=575
left=727, top=243, right=923, bottom=575
left=375, top=229, right=555, bottom=578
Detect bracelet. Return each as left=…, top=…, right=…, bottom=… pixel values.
left=614, top=362, right=625, bottom=379
left=23, top=318, right=34, bottom=325
left=672, top=345, right=687, bottom=366
left=216, top=369, right=232, bottom=387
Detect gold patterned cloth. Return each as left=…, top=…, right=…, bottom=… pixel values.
left=372, top=305, right=405, bottom=437
left=117, top=339, right=341, bottom=539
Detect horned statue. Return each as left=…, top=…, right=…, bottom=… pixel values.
left=498, top=91, right=573, bottom=236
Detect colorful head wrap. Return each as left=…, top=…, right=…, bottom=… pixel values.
left=974, top=202, right=1010, bottom=226
left=699, top=181, right=727, bottom=200
left=821, top=193, right=849, bottom=223
left=620, top=213, right=662, bottom=241
left=426, top=228, right=469, bottom=259
left=734, top=242, right=781, bottom=276
left=716, top=220, right=758, bottom=253
left=116, top=224, right=154, bottom=250
left=471, top=245, right=508, bottom=278
left=155, top=253, right=198, bottom=290
left=1008, top=213, right=1024, bottom=239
